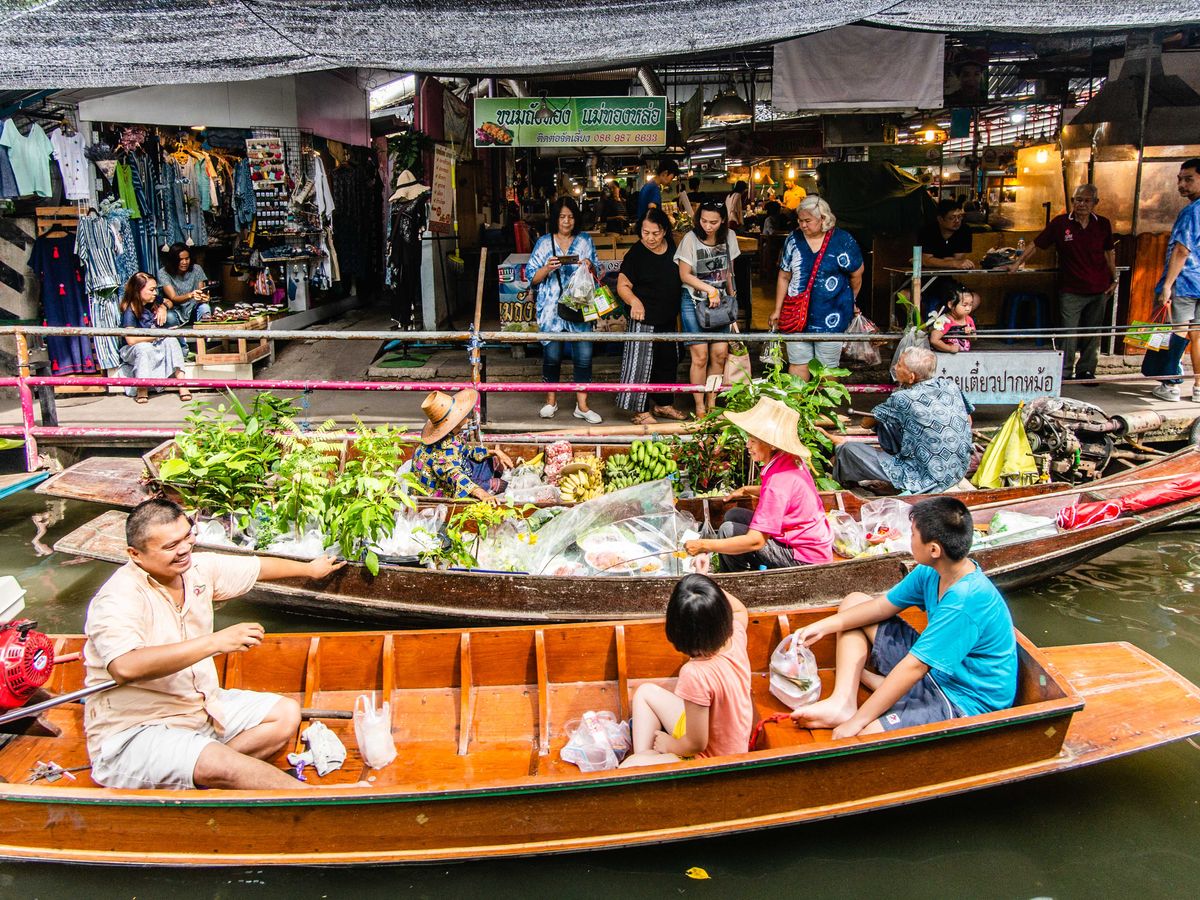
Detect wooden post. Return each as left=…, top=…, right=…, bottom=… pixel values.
left=473, top=247, right=488, bottom=428
left=14, top=332, right=37, bottom=472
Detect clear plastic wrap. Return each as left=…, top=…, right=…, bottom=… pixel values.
left=560, top=711, right=631, bottom=772
left=371, top=505, right=448, bottom=560
left=857, top=498, right=912, bottom=555
left=768, top=632, right=822, bottom=709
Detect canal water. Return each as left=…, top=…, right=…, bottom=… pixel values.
left=0, top=491, right=1197, bottom=898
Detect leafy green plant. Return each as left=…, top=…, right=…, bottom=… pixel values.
left=322, top=420, right=423, bottom=575
left=427, top=501, right=533, bottom=570
left=156, top=391, right=300, bottom=522
left=263, top=417, right=343, bottom=548
left=686, top=360, right=851, bottom=491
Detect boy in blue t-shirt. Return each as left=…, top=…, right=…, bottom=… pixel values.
left=792, top=497, right=1017, bottom=739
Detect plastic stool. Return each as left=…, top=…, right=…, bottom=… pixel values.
left=1002, top=291, right=1050, bottom=346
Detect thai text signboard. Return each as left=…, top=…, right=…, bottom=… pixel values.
left=474, top=97, right=667, bottom=148
left=935, top=350, right=1062, bottom=404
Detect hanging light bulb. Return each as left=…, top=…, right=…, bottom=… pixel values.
left=753, top=170, right=763, bottom=182
left=786, top=165, right=796, bottom=180
left=1035, top=148, right=1049, bottom=164
left=917, top=117, right=947, bottom=144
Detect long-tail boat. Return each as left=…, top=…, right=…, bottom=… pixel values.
left=38, top=437, right=1071, bottom=521
left=50, top=446, right=1200, bottom=625
left=0, top=606, right=1197, bottom=865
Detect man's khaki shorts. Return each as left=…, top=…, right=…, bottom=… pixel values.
left=90, top=688, right=283, bottom=789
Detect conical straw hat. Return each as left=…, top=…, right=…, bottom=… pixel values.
left=722, top=397, right=811, bottom=460
left=420, top=389, right=477, bottom=444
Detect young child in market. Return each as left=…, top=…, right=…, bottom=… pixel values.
left=791, top=497, right=1017, bottom=739
left=620, top=575, right=753, bottom=767
left=929, top=290, right=979, bottom=354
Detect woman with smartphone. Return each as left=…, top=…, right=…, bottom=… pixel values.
left=527, top=197, right=603, bottom=423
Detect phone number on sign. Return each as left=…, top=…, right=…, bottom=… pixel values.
left=594, top=132, right=664, bottom=144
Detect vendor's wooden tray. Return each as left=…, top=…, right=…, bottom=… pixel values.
left=193, top=315, right=268, bottom=331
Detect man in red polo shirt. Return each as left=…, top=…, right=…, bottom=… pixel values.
left=1008, top=184, right=1118, bottom=381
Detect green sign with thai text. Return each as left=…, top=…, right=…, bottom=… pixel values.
left=474, top=96, right=667, bottom=148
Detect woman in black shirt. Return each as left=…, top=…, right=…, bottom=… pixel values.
left=615, top=208, right=687, bottom=424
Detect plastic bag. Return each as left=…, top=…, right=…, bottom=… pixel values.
left=353, top=693, right=397, bottom=769
left=501, top=465, right=561, bottom=504
left=827, top=510, right=866, bottom=558
left=371, top=505, right=447, bottom=560
left=843, top=313, right=882, bottom=366
left=560, top=711, right=631, bottom=772
left=564, top=264, right=596, bottom=305
left=263, top=519, right=331, bottom=559
left=889, top=326, right=930, bottom=380
left=768, top=632, right=822, bottom=710
left=858, top=498, right=912, bottom=553
left=542, top=440, right=573, bottom=486
left=973, top=510, right=1057, bottom=548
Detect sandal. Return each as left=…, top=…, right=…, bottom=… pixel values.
left=631, top=412, right=658, bottom=426
left=178, top=390, right=193, bottom=402
left=653, top=405, right=688, bottom=421
left=134, top=395, right=149, bottom=405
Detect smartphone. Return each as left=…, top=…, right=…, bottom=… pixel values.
left=556, top=254, right=579, bottom=265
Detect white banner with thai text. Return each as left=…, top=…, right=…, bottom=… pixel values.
left=934, top=351, right=1062, bottom=405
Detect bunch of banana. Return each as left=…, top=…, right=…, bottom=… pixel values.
left=604, top=438, right=678, bottom=491
left=559, top=465, right=604, bottom=503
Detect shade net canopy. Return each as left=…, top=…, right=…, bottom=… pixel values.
left=1, top=1, right=1199, bottom=88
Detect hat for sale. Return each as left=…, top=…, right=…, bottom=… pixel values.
left=420, top=389, right=477, bottom=444
left=722, top=397, right=811, bottom=461
left=390, top=169, right=431, bottom=202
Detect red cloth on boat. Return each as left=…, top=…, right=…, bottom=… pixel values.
left=1056, top=474, right=1200, bottom=529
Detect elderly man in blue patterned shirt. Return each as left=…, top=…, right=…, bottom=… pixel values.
left=832, top=347, right=975, bottom=493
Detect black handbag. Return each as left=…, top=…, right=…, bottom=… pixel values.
left=693, top=291, right=738, bottom=330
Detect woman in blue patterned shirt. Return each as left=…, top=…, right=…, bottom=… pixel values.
left=412, top=389, right=513, bottom=501
left=832, top=347, right=974, bottom=494
left=527, top=197, right=603, bottom=423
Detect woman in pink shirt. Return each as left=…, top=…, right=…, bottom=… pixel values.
left=620, top=575, right=753, bottom=767
left=684, top=396, right=833, bottom=571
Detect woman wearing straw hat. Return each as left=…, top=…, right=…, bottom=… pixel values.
left=412, top=389, right=513, bottom=502
left=683, top=397, right=833, bottom=571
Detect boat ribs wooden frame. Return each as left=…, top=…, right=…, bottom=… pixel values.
left=0, top=607, right=1197, bottom=866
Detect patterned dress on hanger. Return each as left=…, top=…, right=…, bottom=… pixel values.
left=29, top=235, right=97, bottom=374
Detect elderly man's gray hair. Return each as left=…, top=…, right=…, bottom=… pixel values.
left=899, top=346, right=937, bottom=380
left=1073, top=183, right=1099, bottom=200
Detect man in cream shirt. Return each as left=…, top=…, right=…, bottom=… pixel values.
left=83, top=499, right=344, bottom=790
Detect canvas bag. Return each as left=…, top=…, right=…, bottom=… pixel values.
left=778, top=229, right=832, bottom=334
left=353, top=693, right=397, bottom=769
left=1140, top=331, right=1190, bottom=379
left=723, top=323, right=753, bottom=386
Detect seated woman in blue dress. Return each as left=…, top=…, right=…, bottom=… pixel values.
left=412, top=389, right=513, bottom=501
left=832, top=347, right=975, bottom=493
left=118, top=272, right=190, bottom=404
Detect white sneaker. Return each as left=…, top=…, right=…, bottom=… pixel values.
left=574, top=406, right=603, bottom=424
left=1151, top=383, right=1182, bottom=402
left=539, top=404, right=558, bottom=418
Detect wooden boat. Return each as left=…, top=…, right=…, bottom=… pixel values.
left=0, top=471, right=48, bottom=502
left=37, top=436, right=1071, bottom=521
left=1, top=606, right=1197, bottom=866
left=51, top=447, right=1200, bottom=625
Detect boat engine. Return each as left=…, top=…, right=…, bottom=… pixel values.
left=1022, top=397, right=1118, bottom=482
left=0, top=620, right=55, bottom=713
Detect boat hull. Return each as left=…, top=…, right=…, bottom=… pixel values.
left=0, top=640, right=1194, bottom=866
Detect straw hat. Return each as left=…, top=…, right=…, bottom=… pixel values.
left=390, top=169, right=430, bottom=203
left=722, top=397, right=811, bottom=461
left=420, top=389, right=477, bottom=444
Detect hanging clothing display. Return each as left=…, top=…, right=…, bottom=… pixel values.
left=28, top=234, right=97, bottom=375
left=331, top=151, right=383, bottom=290
left=114, top=162, right=142, bottom=218
left=105, top=204, right=140, bottom=286
left=0, top=120, right=53, bottom=197
left=128, top=149, right=160, bottom=268
left=74, top=211, right=125, bottom=370
left=387, top=193, right=428, bottom=328
left=50, top=128, right=90, bottom=201
left=233, top=158, right=256, bottom=230
left=0, top=141, right=20, bottom=198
